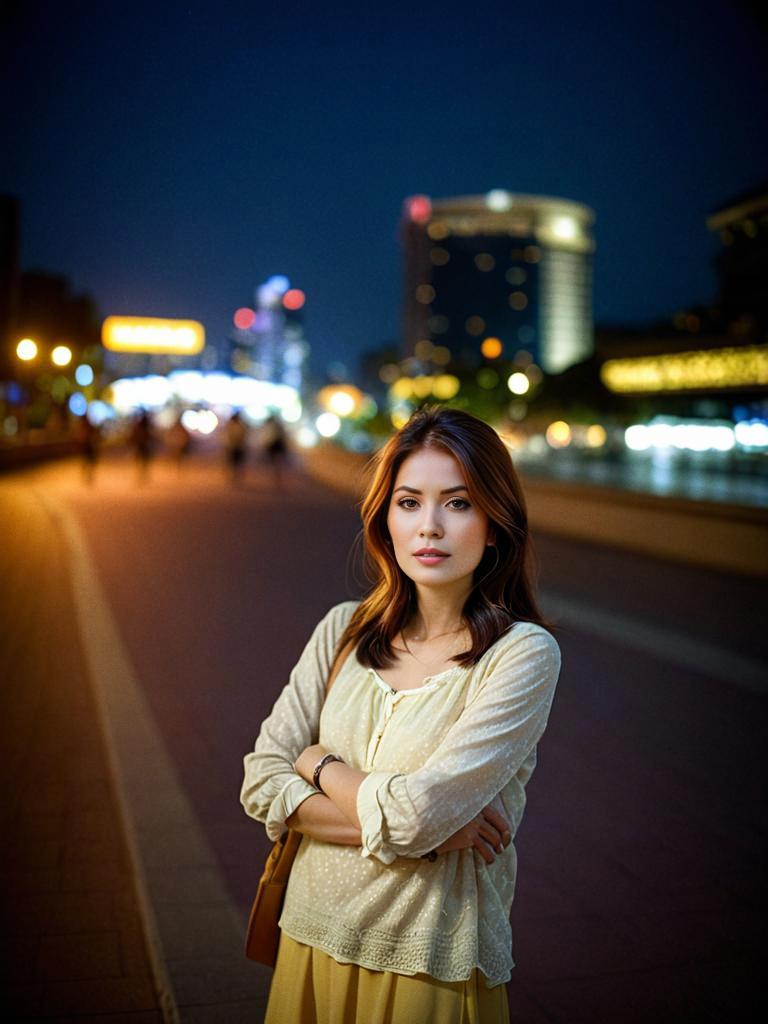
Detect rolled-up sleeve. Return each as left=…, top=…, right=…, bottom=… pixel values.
left=356, top=627, right=561, bottom=863
left=240, top=602, right=356, bottom=841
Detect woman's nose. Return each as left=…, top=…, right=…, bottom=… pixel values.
left=418, top=507, right=443, bottom=537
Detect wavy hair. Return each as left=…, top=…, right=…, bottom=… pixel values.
left=336, top=404, right=555, bottom=669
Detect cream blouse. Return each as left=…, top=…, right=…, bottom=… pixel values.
left=240, top=600, right=562, bottom=988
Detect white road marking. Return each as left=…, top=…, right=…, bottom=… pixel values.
left=32, top=487, right=272, bottom=1023
left=540, top=589, right=766, bottom=694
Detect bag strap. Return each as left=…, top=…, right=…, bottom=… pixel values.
left=324, top=637, right=355, bottom=698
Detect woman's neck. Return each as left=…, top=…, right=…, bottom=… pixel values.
left=408, top=584, right=470, bottom=641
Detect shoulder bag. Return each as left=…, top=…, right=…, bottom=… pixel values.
left=244, top=637, right=353, bottom=966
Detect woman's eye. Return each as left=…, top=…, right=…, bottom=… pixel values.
left=396, top=497, right=470, bottom=510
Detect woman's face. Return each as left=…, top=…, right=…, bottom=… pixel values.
left=386, top=447, right=493, bottom=595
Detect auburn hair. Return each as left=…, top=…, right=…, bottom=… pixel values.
left=335, top=404, right=555, bottom=669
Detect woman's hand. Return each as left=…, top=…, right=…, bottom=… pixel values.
left=294, top=743, right=328, bottom=785
left=434, top=802, right=512, bottom=864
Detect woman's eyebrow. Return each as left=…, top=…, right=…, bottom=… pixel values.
left=393, top=485, right=468, bottom=494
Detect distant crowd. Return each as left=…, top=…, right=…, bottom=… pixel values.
left=74, top=409, right=290, bottom=485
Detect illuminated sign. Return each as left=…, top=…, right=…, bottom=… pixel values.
left=600, top=345, right=768, bottom=393
left=102, top=316, right=205, bottom=355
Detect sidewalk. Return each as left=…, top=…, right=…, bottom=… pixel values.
left=0, top=481, right=166, bottom=1020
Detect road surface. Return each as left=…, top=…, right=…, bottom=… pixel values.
left=1, top=447, right=764, bottom=1021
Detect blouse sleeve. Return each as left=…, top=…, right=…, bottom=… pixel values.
left=240, top=601, right=357, bottom=842
left=355, top=625, right=562, bottom=864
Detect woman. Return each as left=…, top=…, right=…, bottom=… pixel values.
left=240, top=405, right=562, bottom=1023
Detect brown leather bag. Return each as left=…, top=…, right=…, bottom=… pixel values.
left=244, top=638, right=353, bottom=966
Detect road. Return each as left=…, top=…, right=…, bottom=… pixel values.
left=1, top=447, right=764, bottom=1022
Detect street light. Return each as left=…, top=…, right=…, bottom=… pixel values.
left=16, top=338, right=38, bottom=361
left=52, top=345, right=73, bottom=367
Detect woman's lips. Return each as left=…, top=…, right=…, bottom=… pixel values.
left=413, top=552, right=450, bottom=565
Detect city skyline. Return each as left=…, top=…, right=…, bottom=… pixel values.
left=2, top=0, right=767, bottom=377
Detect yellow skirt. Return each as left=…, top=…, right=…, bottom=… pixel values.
left=264, top=931, right=511, bottom=1024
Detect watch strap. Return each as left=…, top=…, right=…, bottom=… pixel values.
left=312, top=752, right=344, bottom=793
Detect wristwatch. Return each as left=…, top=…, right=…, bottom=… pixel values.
left=312, top=752, right=345, bottom=793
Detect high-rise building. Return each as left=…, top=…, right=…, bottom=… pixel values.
left=230, top=275, right=309, bottom=391
left=400, top=190, right=595, bottom=374
left=707, top=182, right=768, bottom=339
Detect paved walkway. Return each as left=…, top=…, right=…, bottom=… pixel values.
left=0, top=481, right=165, bottom=1020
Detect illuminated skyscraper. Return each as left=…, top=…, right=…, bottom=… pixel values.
left=400, top=190, right=595, bottom=374
left=230, top=275, right=309, bottom=390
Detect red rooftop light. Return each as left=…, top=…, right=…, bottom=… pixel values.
left=407, top=195, right=432, bottom=224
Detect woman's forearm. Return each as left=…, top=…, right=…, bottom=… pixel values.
left=293, top=745, right=367, bottom=830
left=286, top=792, right=362, bottom=845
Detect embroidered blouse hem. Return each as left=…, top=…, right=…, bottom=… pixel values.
left=278, top=906, right=513, bottom=989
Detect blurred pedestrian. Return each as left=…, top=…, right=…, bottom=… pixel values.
left=225, top=410, right=249, bottom=484
left=130, top=409, right=155, bottom=482
left=167, top=412, right=192, bottom=474
left=75, top=411, right=101, bottom=484
left=260, top=412, right=288, bottom=485
left=241, top=405, right=562, bottom=1024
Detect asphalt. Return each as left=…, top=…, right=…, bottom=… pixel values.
left=0, top=449, right=764, bottom=1022
left=0, top=481, right=165, bottom=1020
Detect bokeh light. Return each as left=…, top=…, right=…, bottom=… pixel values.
left=68, top=393, right=88, bottom=416
left=546, top=421, right=572, bottom=447
left=507, top=372, right=530, bottom=395
left=316, top=412, right=341, bottom=437
left=282, top=289, right=305, bottom=311
left=16, top=339, right=38, bottom=361
left=474, top=253, right=495, bottom=272
left=477, top=368, right=499, bottom=389
left=486, top=189, right=512, bottom=211
left=234, top=307, right=256, bottom=329
left=379, top=362, right=400, bottom=384
left=432, top=375, right=460, bottom=400
left=481, top=337, right=502, bottom=359
left=549, top=216, right=578, bottom=241
left=52, top=345, right=72, bottom=367
left=329, top=390, right=356, bottom=416
left=408, top=195, right=432, bottom=224
left=586, top=424, right=607, bottom=447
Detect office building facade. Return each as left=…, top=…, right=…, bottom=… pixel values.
left=401, top=190, right=595, bottom=374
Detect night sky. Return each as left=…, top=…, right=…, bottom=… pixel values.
left=2, top=0, right=767, bottom=378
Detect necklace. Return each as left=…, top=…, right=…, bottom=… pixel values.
left=396, top=624, right=468, bottom=667
left=403, top=625, right=465, bottom=643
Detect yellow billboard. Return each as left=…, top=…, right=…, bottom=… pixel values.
left=102, top=316, right=205, bottom=355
